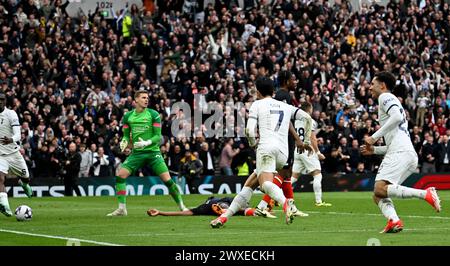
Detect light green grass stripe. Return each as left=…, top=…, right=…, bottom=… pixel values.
left=276, top=210, right=450, bottom=220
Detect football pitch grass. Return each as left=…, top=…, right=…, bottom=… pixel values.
left=0, top=191, right=449, bottom=246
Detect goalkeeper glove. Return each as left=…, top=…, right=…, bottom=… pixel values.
left=134, top=137, right=152, bottom=149
left=120, top=139, right=128, bottom=152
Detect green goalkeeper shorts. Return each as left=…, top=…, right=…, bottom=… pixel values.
left=121, top=150, right=169, bottom=176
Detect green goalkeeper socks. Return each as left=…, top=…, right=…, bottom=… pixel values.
left=115, top=177, right=184, bottom=210
left=116, top=176, right=127, bottom=204
left=164, top=179, right=186, bottom=210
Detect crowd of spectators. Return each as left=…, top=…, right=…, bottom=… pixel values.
left=0, top=0, right=449, bottom=182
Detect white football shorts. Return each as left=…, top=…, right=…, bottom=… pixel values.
left=292, top=152, right=321, bottom=175
left=256, top=146, right=288, bottom=176
left=0, top=151, right=30, bottom=179
left=375, top=151, right=418, bottom=185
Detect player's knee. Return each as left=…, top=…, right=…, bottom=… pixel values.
left=260, top=181, right=272, bottom=193
left=0, top=175, right=5, bottom=183
left=373, top=188, right=382, bottom=198
left=117, top=172, right=128, bottom=179
left=117, top=168, right=131, bottom=179
left=158, top=172, right=171, bottom=182
left=373, top=183, right=387, bottom=198
left=311, top=170, right=321, bottom=176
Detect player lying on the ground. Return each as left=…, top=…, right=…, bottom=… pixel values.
left=147, top=196, right=263, bottom=217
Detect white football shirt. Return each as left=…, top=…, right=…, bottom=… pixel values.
left=247, top=98, right=310, bottom=157
left=294, top=118, right=317, bottom=143
left=374, top=92, right=415, bottom=153
left=0, top=108, right=21, bottom=155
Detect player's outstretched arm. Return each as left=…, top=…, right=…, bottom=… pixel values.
left=147, top=209, right=194, bottom=216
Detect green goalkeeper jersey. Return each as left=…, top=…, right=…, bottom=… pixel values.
left=121, top=108, right=162, bottom=153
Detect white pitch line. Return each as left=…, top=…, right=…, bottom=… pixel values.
left=0, top=228, right=124, bottom=246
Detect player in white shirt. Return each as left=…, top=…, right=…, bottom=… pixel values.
left=211, top=78, right=313, bottom=228
left=0, top=92, right=33, bottom=217
left=290, top=101, right=331, bottom=207
left=253, top=70, right=310, bottom=218
left=361, top=72, right=441, bottom=233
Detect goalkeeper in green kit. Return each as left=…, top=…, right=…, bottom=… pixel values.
left=107, top=90, right=188, bottom=216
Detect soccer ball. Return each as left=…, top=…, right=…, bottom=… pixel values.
left=15, top=205, right=32, bottom=221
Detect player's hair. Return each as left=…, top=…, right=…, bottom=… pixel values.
left=134, top=90, right=149, bottom=99
left=255, top=77, right=274, bottom=97
left=374, top=71, right=396, bottom=91
left=278, top=70, right=292, bottom=87
left=300, top=101, right=312, bottom=112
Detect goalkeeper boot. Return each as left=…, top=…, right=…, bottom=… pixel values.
left=106, top=208, right=128, bottom=217
left=179, top=203, right=189, bottom=212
